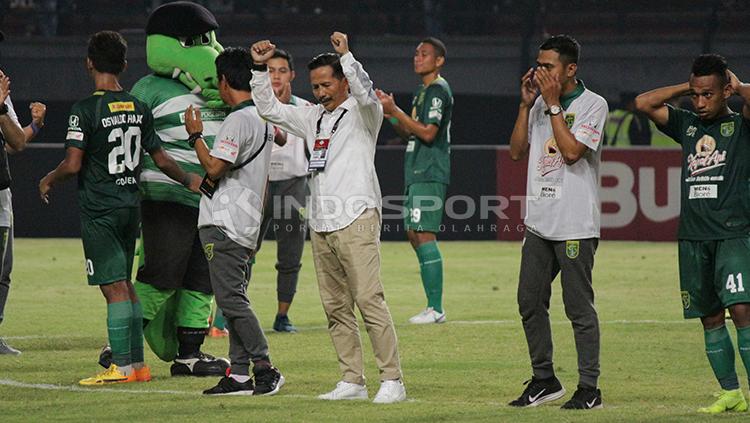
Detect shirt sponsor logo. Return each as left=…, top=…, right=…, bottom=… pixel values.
left=68, top=115, right=80, bottom=129
left=217, top=136, right=239, bottom=157
left=107, top=101, right=135, bottom=112
left=537, top=138, right=564, bottom=176
left=686, top=125, right=697, bottom=137
left=688, top=184, right=718, bottom=199
left=66, top=130, right=84, bottom=141
left=539, top=186, right=561, bottom=199
left=179, top=109, right=227, bottom=124
left=576, top=121, right=602, bottom=144
left=687, top=135, right=726, bottom=176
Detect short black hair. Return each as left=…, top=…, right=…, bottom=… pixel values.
left=215, top=47, right=252, bottom=92
left=88, top=31, right=127, bottom=75
left=271, top=48, right=294, bottom=72
left=307, top=53, right=344, bottom=80
left=420, top=37, right=447, bottom=58
left=692, top=54, right=728, bottom=85
left=539, top=34, right=580, bottom=65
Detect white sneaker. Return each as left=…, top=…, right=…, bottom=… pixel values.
left=318, top=381, right=368, bottom=400
left=408, top=307, right=446, bottom=324
left=373, top=379, right=406, bottom=404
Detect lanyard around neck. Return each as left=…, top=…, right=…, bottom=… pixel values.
left=315, top=109, right=348, bottom=138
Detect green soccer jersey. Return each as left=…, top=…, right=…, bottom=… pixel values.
left=404, top=76, right=453, bottom=186
left=65, top=90, right=161, bottom=219
left=131, top=75, right=229, bottom=208
left=660, top=105, right=750, bottom=240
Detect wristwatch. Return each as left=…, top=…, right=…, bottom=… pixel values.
left=548, top=105, right=562, bottom=116
left=0, top=103, right=7, bottom=116
left=187, top=132, right=203, bottom=148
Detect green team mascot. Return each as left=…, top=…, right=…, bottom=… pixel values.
left=101, top=1, right=229, bottom=376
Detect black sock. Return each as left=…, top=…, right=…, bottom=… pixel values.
left=177, top=327, right=206, bottom=358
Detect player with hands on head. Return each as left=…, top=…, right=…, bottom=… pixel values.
left=635, top=55, right=750, bottom=415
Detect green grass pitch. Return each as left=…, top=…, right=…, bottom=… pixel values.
left=0, top=239, right=746, bottom=422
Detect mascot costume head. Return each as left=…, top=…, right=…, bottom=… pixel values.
left=145, top=1, right=225, bottom=106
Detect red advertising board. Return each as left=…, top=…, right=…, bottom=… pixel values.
left=496, top=147, right=683, bottom=241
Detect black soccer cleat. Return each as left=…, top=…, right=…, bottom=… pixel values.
left=508, top=376, right=566, bottom=407
left=252, top=366, right=285, bottom=396
left=561, top=386, right=603, bottom=410
left=171, top=352, right=230, bottom=377
left=98, top=345, right=112, bottom=368
left=203, top=376, right=254, bottom=396
left=273, top=314, right=297, bottom=333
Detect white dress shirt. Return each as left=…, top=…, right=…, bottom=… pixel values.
left=251, top=52, right=383, bottom=232
left=269, top=95, right=312, bottom=181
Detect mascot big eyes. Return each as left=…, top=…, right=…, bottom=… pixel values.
left=145, top=1, right=224, bottom=106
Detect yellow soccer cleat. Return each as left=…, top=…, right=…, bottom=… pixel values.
left=698, top=389, right=748, bottom=414
left=79, top=364, right=131, bottom=386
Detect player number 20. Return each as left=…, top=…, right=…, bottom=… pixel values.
left=726, top=273, right=745, bottom=294
left=108, top=126, right=142, bottom=174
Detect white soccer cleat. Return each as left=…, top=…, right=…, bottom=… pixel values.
left=372, top=379, right=406, bottom=404
left=408, top=307, right=446, bottom=324
left=317, top=381, right=369, bottom=400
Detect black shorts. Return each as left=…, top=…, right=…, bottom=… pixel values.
left=136, top=200, right=211, bottom=294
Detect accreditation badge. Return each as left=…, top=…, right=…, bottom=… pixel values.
left=307, top=138, right=330, bottom=172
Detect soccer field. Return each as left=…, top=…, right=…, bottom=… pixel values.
left=0, top=239, right=744, bottom=422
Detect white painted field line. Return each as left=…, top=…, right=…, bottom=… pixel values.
left=0, top=380, right=538, bottom=408
left=0, top=378, right=193, bottom=395
left=3, top=319, right=690, bottom=340
left=447, top=319, right=690, bottom=325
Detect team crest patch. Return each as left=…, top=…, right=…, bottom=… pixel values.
left=204, top=243, right=214, bottom=261
left=681, top=291, right=690, bottom=309
left=565, top=240, right=579, bottom=259
left=721, top=121, right=735, bottom=137
left=564, top=113, right=576, bottom=129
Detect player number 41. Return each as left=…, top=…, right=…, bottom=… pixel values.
left=726, top=273, right=745, bottom=294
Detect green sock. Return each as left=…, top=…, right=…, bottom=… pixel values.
left=736, top=325, right=750, bottom=387
left=213, top=307, right=226, bottom=330
left=705, top=325, right=739, bottom=390
left=107, top=300, right=133, bottom=367
left=131, top=301, right=145, bottom=365
left=415, top=241, right=443, bottom=313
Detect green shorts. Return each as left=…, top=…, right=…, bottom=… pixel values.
left=80, top=208, right=140, bottom=286
left=679, top=237, right=750, bottom=318
left=404, top=182, right=447, bottom=233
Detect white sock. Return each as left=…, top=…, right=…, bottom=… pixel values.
left=119, top=365, right=133, bottom=376
left=230, top=374, right=251, bottom=383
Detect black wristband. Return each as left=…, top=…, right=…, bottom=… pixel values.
left=0, top=104, right=7, bottom=116
left=187, top=132, right=203, bottom=148
left=251, top=63, right=268, bottom=72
